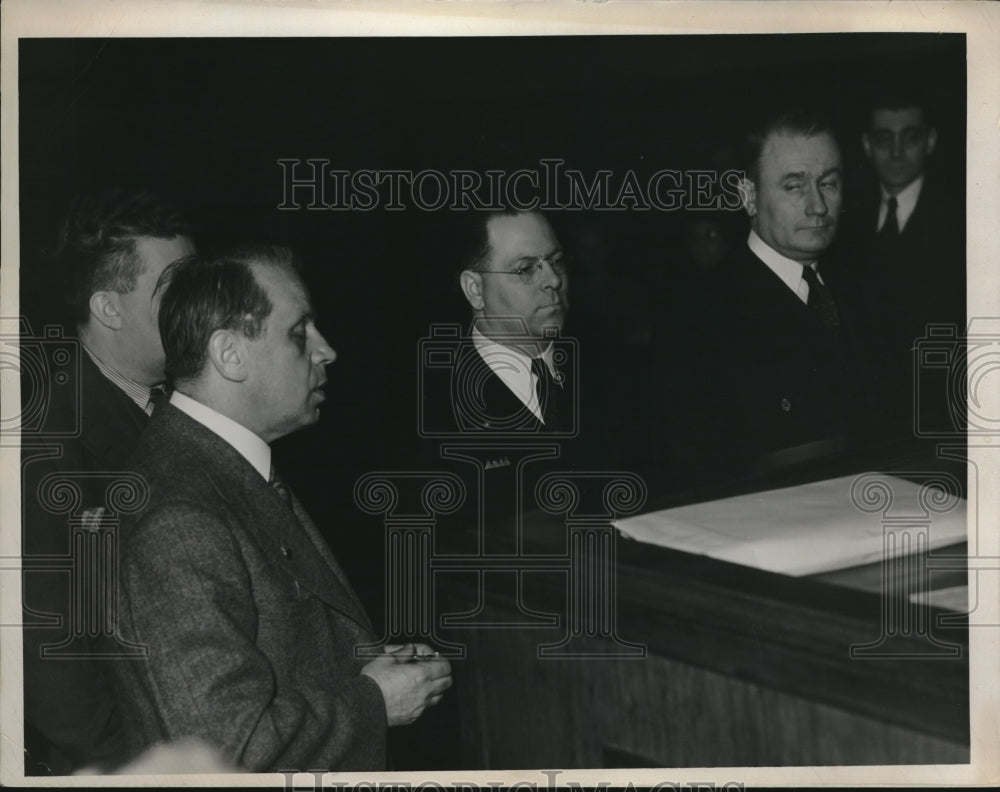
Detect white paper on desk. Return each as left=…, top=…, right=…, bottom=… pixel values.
left=910, top=584, right=969, bottom=613
left=615, top=474, right=967, bottom=576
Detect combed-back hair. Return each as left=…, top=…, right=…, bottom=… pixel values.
left=867, top=82, right=934, bottom=127
left=157, top=245, right=301, bottom=385
left=453, top=208, right=537, bottom=278
left=740, top=109, right=837, bottom=185
left=57, top=188, right=191, bottom=325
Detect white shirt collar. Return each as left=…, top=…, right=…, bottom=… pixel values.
left=471, top=326, right=555, bottom=423
left=169, top=391, right=272, bottom=481
left=880, top=174, right=924, bottom=232
left=747, top=229, right=817, bottom=304
left=82, top=345, right=152, bottom=412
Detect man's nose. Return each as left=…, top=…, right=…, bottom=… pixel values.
left=804, top=183, right=828, bottom=216
left=889, top=133, right=903, bottom=158
left=539, top=259, right=565, bottom=291
left=311, top=330, right=337, bottom=365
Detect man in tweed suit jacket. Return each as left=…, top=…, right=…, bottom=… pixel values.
left=110, top=247, right=451, bottom=772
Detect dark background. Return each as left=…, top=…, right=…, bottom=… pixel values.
left=18, top=31, right=967, bottom=554
left=18, top=37, right=967, bottom=519
left=19, top=34, right=966, bottom=473
left=19, top=33, right=966, bottom=769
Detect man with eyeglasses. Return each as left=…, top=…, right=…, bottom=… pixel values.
left=451, top=209, right=571, bottom=434
left=402, top=210, right=572, bottom=770
left=853, top=86, right=965, bottom=434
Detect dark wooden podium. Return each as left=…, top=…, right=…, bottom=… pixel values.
left=427, top=443, right=970, bottom=769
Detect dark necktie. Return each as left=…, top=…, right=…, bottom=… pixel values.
left=269, top=465, right=301, bottom=562
left=269, top=464, right=293, bottom=509
left=145, top=385, right=169, bottom=416
left=801, top=265, right=841, bottom=336
left=531, top=357, right=563, bottom=430
left=880, top=195, right=899, bottom=238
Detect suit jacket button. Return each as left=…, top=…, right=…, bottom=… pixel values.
left=781, top=398, right=792, bottom=412
left=280, top=544, right=292, bottom=560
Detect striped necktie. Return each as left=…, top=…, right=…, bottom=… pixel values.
left=801, top=265, right=840, bottom=336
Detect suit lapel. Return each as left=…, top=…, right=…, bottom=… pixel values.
left=243, top=476, right=374, bottom=632
left=900, top=184, right=926, bottom=243
left=287, top=492, right=373, bottom=630
left=734, top=250, right=812, bottom=324
left=457, top=343, right=545, bottom=432
left=78, top=352, right=149, bottom=468
left=153, top=405, right=374, bottom=632
left=729, top=247, right=845, bottom=356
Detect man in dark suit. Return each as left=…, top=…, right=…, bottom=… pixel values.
left=428, top=208, right=575, bottom=585
left=674, top=111, right=879, bottom=479
left=853, top=90, right=965, bottom=432
left=110, top=247, right=451, bottom=772
left=448, top=209, right=572, bottom=435
left=21, top=189, right=195, bottom=774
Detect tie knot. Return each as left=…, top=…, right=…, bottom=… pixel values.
left=269, top=465, right=292, bottom=507
left=145, top=385, right=169, bottom=416
left=880, top=195, right=900, bottom=237
left=800, top=264, right=840, bottom=334
left=801, top=264, right=821, bottom=286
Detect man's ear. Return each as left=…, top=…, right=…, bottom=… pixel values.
left=739, top=177, right=757, bottom=217
left=926, top=127, right=938, bottom=156
left=207, top=329, right=249, bottom=383
left=88, top=292, right=123, bottom=330
left=459, top=270, right=485, bottom=311
left=861, top=132, right=873, bottom=159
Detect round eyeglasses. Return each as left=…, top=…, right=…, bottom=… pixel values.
left=478, top=252, right=571, bottom=286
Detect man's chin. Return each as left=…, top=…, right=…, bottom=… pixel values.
left=296, top=410, right=322, bottom=432
left=798, top=228, right=835, bottom=246
left=881, top=176, right=918, bottom=192
left=535, top=318, right=566, bottom=337
left=302, top=399, right=325, bottom=420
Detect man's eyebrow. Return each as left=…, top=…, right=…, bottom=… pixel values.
left=289, top=311, right=315, bottom=329
left=512, top=247, right=563, bottom=265
left=779, top=167, right=841, bottom=182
